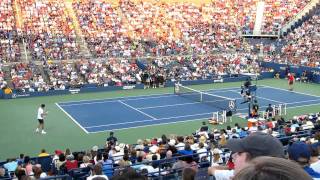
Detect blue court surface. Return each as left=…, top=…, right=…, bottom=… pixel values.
left=56, top=85, right=320, bottom=133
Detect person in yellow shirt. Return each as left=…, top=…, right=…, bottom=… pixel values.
left=38, top=149, right=50, bottom=157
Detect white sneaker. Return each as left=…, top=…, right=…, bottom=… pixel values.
left=35, top=128, right=39, bottom=133
left=41, top=131, right=47, bottom=134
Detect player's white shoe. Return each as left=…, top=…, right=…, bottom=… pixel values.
left=35, top=128, right=39, bottom=133
left=41, top=131, right=47, bottom=134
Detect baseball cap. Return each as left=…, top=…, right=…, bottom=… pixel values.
left=55, top=150, right=63, bottom=156
left=227, top=132, right=284, bottom=158
left=288, top=141, right=311, bottom=162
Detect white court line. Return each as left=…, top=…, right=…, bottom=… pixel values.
left=85, top=101, right=320, bottom=133
left=55, top=103, right=89, bottom=134
left=260, top=85, right=320, bottom=98
left=233, top=91, right=285, bottom=104
left=137, top=97, right=243, bottom=110
left=88, top=116, right=211, bottom=134
left=118, top=100, right=157, bottom=120
left=60, top=86, right=242, bottom=107
left=205, top=87, right=241, bottom=93
left=59, top=86, right=241, bottom=105
left=255, top=96, right=284, bottom=104
left=84, top=112, right=212, bottom=129
left=85, top=99, right=320, bottom=129
left=286, top=99, right=320, bottom=105
left=60, top=94, right=179, bottom=107
left=58, top=92, right=175, bottom=104
left=286, top=102, right=320, bottom=109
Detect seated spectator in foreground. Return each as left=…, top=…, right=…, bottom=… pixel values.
left=182, top=167, right=197, bottom=180
left=38, top=149, right=50, bottom=157
left=80, top=155, right=92, bottom=168
left=288, top=141, right=320, bottom=179
left=65, top=154, right=78, bottom=171
left=32, top=164, right=47, bottom=179
left=196, top=121, right=209, bottom=138
left=3, top=158, right=18, bottom=172
left=233, top=156, right=313, bottom=180
left=15, top=166, right=27, bottom=180
left=87, top=163, right=109, bottom=180
left=23, top=156, right=33, bottom=176
left=208, top=132, right=284, bottom=180
left=178, top=144, right=193, bottom=156
left=310, top=144, right=320, bottom=173
left=55, top=153, right=66, bottom=172
left=111, top=167, right=145, bottom=180
left=0, top=168, right=6, bottom=178
left=102, top=153, right=113, bottom=178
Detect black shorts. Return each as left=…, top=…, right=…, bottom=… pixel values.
left=38, top=119, right=44, bottom=124
left=289, top=81, right=293, bottom=85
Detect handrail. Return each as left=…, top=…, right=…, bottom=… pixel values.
left=281, top=0, right=320, bottom=35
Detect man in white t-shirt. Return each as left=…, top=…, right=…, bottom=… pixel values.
left=35, top=104, right=48, bottom=134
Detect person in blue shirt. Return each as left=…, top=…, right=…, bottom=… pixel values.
left=3, top=158, right=18, bottom=172
left=288, top=141, right=320, bottom=179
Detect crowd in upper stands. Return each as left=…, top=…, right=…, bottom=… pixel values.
left=1, top=112, right=320, bottom=179
left=19, top=0, right=80, bottom=61
left=261, top=0, right=311, bottom=35
left=7, top=52, right=265, bottom=92
left=279, top=13, right=320, bottom=67
left=0, top=0, right=317, bottom=67
left=0, top=0, right=20, bottom=63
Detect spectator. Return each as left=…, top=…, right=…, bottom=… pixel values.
left=106, top=131, right=117, bottom=146
left=87, top=163, right=109, bottom=180
left=182, top=167, right=197, bottom=180
left=310, top=144, right=320, bottom=173
left=65, top=154, right=78, bottom=171
left=3, top=158, right=18, bottom=172
left=31, top=164, right=47, bottom=179
left=55, top=153, right=66, bottom=172
left=288, top=141, right=320, bottom=179
left=233, top=156, right=313, bottom=180
left=208, top=132, right=284, bottom=179
left=0, top=168, right=6, bottom=178
left=23, top=156, right=33, bottom=176
left=80, top=155, right=92, bottom=168
left=38, top=149, right=50, bottom=157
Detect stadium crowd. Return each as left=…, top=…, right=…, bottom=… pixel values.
left=0, top=0, right=20, bottom=63
left=5, top=52, right=264, bottom=92
left=1, top=0, right=320, bottom=179
left=261, top=0, right=311, bottom=35
left=279, top=13, right=320, bottom=67
left=1, top=112, right=320, bottom=179
left=19, top=0, right=80, bottom=61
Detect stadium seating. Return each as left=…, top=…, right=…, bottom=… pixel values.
left=1, top=112, right=319, bottom=179
left=18, top=0, right=79, bottom=61
left=0, top=0, right=20, bottom=63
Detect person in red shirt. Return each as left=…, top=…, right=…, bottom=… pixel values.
left=288, top=73, right=295, bottom=91
left=65, top=154, right=78, bottom=171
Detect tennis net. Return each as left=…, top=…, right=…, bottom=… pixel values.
left=174, top=83, right=236, bottom=111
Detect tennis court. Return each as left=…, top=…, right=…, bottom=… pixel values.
left=56, top=85, right=320, bottom=133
